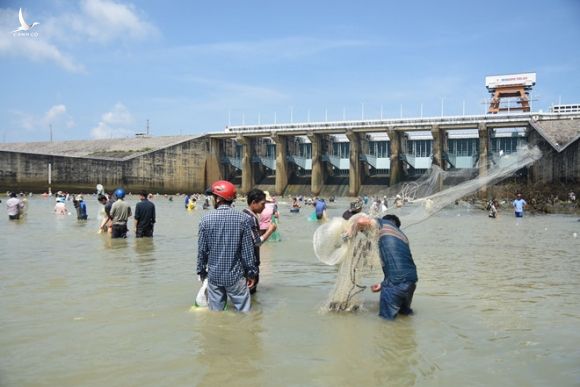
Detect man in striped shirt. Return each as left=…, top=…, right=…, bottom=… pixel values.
left=356, top=214, right=418, bottom=320
left=370, top=214, right=418, bottom=320
left=196, top=181, right=258, bottom=312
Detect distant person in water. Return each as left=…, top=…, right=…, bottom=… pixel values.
left=202, top=196, right=210, bottom=210
left=54, top=193, right=68, bottom=215
left=73, top=195, right=88, bottom=220
left=259, top=191, right=279, bottom=236
left=187, top=195, right=197, bottom=211
left=292, top=197, right=301, bottom=208
left=487, top=198, right=498, bottom=218
left=342, top=199, right=363, bottom=220
left=314, top=197, right=327, bottom=220
left=134, top=190, right=156, bottom=238
left=110, top=188, right=132, bottom=238
left=6, top=192, right=25, bottom=220
left=370, top=198, right=386, bottom=217
left=512, top=193, right=527, bottom=218
left=394, top=194, right=404, bottom=208
left=97, top=194, right=109, bottom=233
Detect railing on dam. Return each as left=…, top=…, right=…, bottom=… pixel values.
left=217, top=112, right=580, bottom=135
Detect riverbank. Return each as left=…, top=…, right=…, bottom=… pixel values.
left=475, top=182, right=579, bottom=215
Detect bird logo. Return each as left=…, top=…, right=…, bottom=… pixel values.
left=12, top=8, right=40, bottom=34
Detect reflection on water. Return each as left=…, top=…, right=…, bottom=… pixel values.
left=0, top=196, right=579, bottom=386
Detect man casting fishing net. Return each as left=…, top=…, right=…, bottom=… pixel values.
left=314, top=146, right=542, bottom=318
left=313, top=212, right=417, bottom=319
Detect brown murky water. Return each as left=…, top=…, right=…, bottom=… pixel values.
left=1, top=196, right=579, bottom=386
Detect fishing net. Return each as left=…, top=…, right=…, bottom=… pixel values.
left=400, top=146, right=542, bottom=229
left=314, top=214, right=381, bottom=311
left=314, top=146, right=543, bottom=312
left=269, top=217, right=282, bottom=242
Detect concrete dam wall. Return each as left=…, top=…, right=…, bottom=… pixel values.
left=0, top=132, right=578, bottom=196
left=0, top=136, right=210, bottom=194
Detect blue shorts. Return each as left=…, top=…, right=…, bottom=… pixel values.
left=514, top=211, right=523, bottom=218
left=379, top=281, right=416, bottom=320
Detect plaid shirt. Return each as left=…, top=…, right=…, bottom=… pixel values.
left=197, top=204, right=258, bottom=287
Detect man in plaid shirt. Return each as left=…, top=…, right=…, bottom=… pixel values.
left=197, top=180, right=258, bottom=312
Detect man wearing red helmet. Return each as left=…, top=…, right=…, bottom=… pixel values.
left=196, top=180, right=258, bottom=312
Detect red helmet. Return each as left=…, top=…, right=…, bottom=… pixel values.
left=206, top=180, right=237, bottom=201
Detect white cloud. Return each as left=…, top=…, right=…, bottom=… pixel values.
left=78, top=0, right=158, bottom=43
left=91, top=102, right=135, bottom=139
left=41, top=0, right=158, bottom=44
left=43, top=104, right=67, bottom=125
left=0, top=1, right=157, bottom=72
left=13, top=104, right=75, bottom=131
left=0, top=9, right=85, bottom=73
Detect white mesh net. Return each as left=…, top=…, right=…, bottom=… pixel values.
left=400, top=146, right=542, bottom=229
left=314, top=214, right=381, bottom=311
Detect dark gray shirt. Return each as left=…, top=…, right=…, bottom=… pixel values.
left=135, top=199, right=156, bottom=230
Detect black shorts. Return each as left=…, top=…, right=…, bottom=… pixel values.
left=136, top=226, right=154, bottom=238
left=111, top=224, right=128, bottom=238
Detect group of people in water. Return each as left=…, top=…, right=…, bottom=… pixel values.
left=51, top=191, right=88, bottom=219
left=486, top=192, right=530, bottom=218
left=195, top=180, right=419, bottom=320
left=7, top=187, right=158, bottom=239
left=94, top=188, right=157, bottom=238
left=3, top=183, right=557, bottom=321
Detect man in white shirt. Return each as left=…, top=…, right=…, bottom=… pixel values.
left=512, top=193, right=527, bottom=218
left=6, top=192, right=24, bottom=220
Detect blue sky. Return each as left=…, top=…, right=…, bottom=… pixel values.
left=1, top=0, right=579, bottom=142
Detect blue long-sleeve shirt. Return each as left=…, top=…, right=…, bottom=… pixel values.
left=196, top=205, right=258, bottom=287
left=75, top=200, right=87, bottom=220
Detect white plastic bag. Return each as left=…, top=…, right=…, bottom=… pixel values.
left=194, top=278, right=209, bottom=308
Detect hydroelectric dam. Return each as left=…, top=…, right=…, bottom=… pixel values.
left=0, top=112, right=578, bottom=196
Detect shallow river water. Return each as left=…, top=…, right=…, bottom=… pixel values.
left=1, top=196, right=579, bottom=386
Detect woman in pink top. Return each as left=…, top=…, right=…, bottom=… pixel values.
left=258, top=191, right=279, bottom=236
